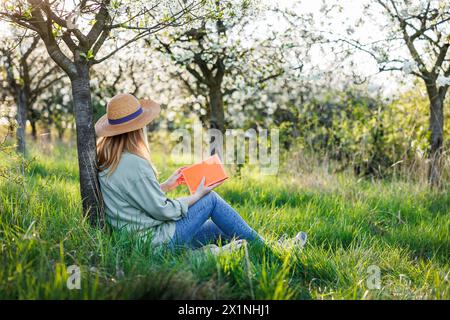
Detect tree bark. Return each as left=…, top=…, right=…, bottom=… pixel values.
left=70, top=62, right=105, bottom=227
left=208, top=86, right=225, bottom=132
left=426, top=83, right=445, bottom=188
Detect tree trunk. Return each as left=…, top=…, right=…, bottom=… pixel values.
left=425, top=81, right=447, bottom=187
left=4, top=52, right=27, bottom=155
left=70, top=63, right=105, bottom=227
left=15, top=89, right=27, bottom=155
left=208, top=87, right=225, bottom=133
left=30, top=120, right=37, bottom=141
left=208, top=87, right=225, bottom=156
left=58, top=127, right=65, bottom=140
left=7, top=118, right=15, bottom=138
left=427, top=85, right=445, bottom=188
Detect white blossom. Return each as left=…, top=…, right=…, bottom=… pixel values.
left=402, top=60, right=416, bottom=74
left=368, top=82, right=381, bottom=93
left=436, top=75, right=450, bottom=87
left=62, top=95, right=71, bottom=105
left=90, top=78, right=99, bottom=87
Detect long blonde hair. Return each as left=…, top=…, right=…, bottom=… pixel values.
left=97, top=128, right=154, bottom=175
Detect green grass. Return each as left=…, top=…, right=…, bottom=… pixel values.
left=0, top=140, right=448, bottom=299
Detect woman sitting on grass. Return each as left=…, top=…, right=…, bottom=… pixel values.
left=95, top=93, right=306, bottom=252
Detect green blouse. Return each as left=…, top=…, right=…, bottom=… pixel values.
left=98, top=152, right=189, bottom=246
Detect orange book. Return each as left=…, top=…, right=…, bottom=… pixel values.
left=180, top=154, right=229, bottom=194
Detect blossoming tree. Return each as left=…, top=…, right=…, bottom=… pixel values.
left=0, top=0, right=201, bottom=225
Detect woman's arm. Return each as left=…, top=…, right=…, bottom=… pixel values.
left=160, top=182, right=170, bottom=193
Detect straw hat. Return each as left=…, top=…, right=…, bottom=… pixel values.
left=95, top=93, right=161, bottom=137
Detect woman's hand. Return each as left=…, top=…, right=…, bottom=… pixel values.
left=194, top=177, right=225, bottom=199
left=179, top=177, right=225, bottom=207
left=160, top=167, right=187, bottom=193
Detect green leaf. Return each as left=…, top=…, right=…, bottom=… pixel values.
left=87, top=49, right=94, bottom=60
left=22, top=8, right=32, bottom=20
left=111, top=0, right=120, bottom=9
left=80, top=50, right=95, bottom=61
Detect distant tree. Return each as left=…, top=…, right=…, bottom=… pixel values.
left=1, top=34, right=63, bottom=154
left=1, top=0, right=201, bottom=225
left=150, top=0, right=289, bottom=135
left=374, top=0, right=449, bottom=187
left=327, top=0, right=450, bottom=186
left=39, top=81, right=74, bottom=140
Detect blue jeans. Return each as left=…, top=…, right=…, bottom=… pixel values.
left=169, top=192, right=262, bottom=249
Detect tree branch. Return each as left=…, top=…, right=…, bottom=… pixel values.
left=30, top=75, right=65, bottom=103
left=86, top=0, right=110, bottom=48
left=27, top=0, right=77, bottom=77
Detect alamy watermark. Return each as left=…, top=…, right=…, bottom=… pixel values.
left=366, top=265, right=381, bottom=290
left=170, top=120, right=279, bottom=175
left=66, top=265, right=81, bottom=290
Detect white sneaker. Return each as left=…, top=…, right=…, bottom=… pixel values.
left=294, top=231, right=308, bottom=248
left=278, top=231, right=307, bottom=250
left=201, top=239, right=247, bottom=255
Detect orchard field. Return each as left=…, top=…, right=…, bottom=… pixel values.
left=0, top=139, right=448, bottom=299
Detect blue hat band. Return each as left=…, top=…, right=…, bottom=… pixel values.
left=108, top=107, right=143, bottom=125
